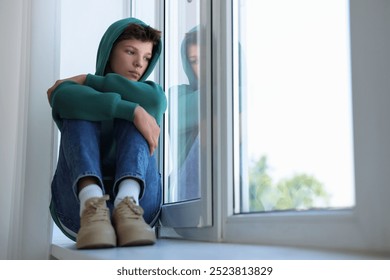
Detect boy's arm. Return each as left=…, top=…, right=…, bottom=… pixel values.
left=48, top=77, right=162, bottom=155
left=48, top=73, right=166, bottom=123
left=84, top=73, right=165, bottom=111
left=49, top=81, right=137, bottom=125
left=84, top=74, right=166, bottom=154
left=133, top=106, right=160, bottom=155
left=47, top=74, right=87, bottom=102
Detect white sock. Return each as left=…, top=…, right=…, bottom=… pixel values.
left=78, top=184, right=103, bottom=216
left=114, top=178, right=141, bottom=207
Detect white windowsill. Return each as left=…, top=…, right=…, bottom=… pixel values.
left=51, top=227, right=387, bottom=260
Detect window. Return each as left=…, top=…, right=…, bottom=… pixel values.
left=164, top=0, right=203, bottom=204
left=160, top=0, right=390, bottom=253
left=235, top=0, right=355, bottom=214
left=159, top=0, right=213, bottom=229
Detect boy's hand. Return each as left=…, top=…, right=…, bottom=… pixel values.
left=133, top=106, right=160, bottom=155
left=47, top=74, right=87, bottom=103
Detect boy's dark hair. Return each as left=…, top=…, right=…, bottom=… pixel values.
left=115, top=23, right=161, bottom=47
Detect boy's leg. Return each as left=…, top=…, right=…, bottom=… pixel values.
left=113, top=119, right=162, bottom=222
left=112, top=119, right=162, bottom=246
left=55, top=119, right=104, bottom=195
left=50, top=120, right=115, bottom=248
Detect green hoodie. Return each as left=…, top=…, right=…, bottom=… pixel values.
left=50, top=17, right=166, bottom=137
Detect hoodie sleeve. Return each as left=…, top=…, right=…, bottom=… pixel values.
left=85, top=73, right=167, bottom=124
left=50, top=80, right=138, bottom=130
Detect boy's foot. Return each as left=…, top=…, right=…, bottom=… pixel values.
left=113, top=196, right=156, bottom=246
left=76, top=195, right=116, bottom=249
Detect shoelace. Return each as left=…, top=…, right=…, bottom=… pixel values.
left=83, top=195, right=110, bottom=223
left=116, top=197, right=143, bottom=219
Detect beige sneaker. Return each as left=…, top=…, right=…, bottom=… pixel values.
left=76, top=195, right=116, bottom=249
left=113, top=196, right=156, bottom=246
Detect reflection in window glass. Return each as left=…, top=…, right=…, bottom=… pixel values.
left=235, top=0, right=355, bottom=213
left=165, top=0, right=202, bottom=203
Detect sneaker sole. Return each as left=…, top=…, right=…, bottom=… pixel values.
left=117, top=230, right=156, bottom=247
left=77, top=242, right=116, bottom=249
left=119, top=238, right=156, bottom=247
left=76, top=230, right=117, bottom=249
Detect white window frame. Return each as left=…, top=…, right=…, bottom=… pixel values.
left=161, top=0, right=390, bottom=253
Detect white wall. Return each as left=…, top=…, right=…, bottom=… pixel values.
left=60, top=0, right=128, bottom=77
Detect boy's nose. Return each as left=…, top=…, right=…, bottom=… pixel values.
left=134, top=58, right=143, bottom=68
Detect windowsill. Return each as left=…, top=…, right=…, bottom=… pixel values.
left=51, top=227, right=387, bottom=260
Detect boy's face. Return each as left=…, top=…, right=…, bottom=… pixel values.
left=109, top=39, right=153, bottom=81
left=187, top=44, right=199, bottom=80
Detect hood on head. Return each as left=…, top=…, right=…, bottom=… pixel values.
left=95, top=17, right=162, bottom=81
left=181, top=26, right=199, bottom=91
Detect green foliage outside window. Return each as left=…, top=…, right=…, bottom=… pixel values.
left=249, top=156, right=330, bottom=212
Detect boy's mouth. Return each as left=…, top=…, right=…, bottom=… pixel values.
left=128, top=71, right=141, bottom=79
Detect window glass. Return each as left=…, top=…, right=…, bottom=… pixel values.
left=165, top=0, right=202, bottom=203
left=235, top=0, right=355, bottom=213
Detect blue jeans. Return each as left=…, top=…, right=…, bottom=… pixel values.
left=177, top=135, right=200, bottom=201
left=50, top=119, right=162, bottom=241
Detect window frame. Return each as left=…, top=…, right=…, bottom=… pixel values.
left=161, top=0, right=390, bottom=253
left=222, top=0, right=390, bottom=252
